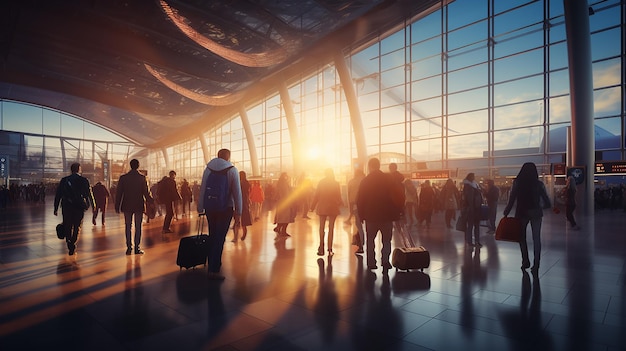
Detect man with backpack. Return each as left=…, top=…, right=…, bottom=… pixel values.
left=53, top=163, right=95, bottom=256
left=197, top=149, right=242, bottom=280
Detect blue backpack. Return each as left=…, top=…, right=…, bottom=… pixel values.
left=203, top=166, right=234, bottom=213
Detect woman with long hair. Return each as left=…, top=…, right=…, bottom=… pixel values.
left=503, top=162, right=552, bottom=272
left=232, top=171, right=252, bottom=242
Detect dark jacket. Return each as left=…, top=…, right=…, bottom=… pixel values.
left=504, top=179, right=551, bottom=219
left=357, top=170, right=402, bottom=222
left=54, top=173, right=95, bottom=212
left=115, top=169, right=153, bottom=213
left=158, top=176, right=181, bottom=204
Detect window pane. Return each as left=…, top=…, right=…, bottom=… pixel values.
left=448, top=1, right=486, bottom=30
left=494, top=1, right=543, bottom=36
left=493, top=75, right=543, bottom=106
left=381, top=123, right=405, bottom=144
left=448, top=20, right=487, bottom=51
left=494, top=101, right=543, bottom=130
left=411, top=11, right=441, bottom=43
left=411, top=55, right=442, bottom=80
left=594, top=86, right=621, bottom=118
left=448, top=109, right=488, bottom=134
left=595, top=117, right=622, bottom=149
left=589, top=2, right=621, bottom=32
left=412, top=97, right=442, bottom=118
left=381, top=105, right=405, bottom=125
left=381, top=49, right=405, bottom=71
left=549, top=41, right=568, bottom=70
left=448, top=87, right=488, bottom=114
left=494, top=26, right=543, bottom=59
left=3, top=102, right=42, bottom=134
left=591, top=28, right=621, bottom=61
left=381, top=30, right=404, bottom=55
left=494, top=49, right=543, bottom=82
left=411, top=118, right=442, bottom=139
left=548, top=96, right=571, bottom=123
left=448, top=64, right=488, bottom=93
left=549, top=69, right=569, bottom=97
left=593, top=58, right=621, bottom=89
left=411, top=138, right=442, bottom=161
left=448, top=133, right=488, bottom=159
left=448, top=44, right=487, bottom=71
left=493, top=126, right=543, bottom=151
left=411, top=76, right=442, bottom=101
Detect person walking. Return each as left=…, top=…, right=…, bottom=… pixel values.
left=484, top=179, right=500, bottom=234
left=347, top=169, right=366, bottom=254
left=462, top=173, right=483, bottom=247
left=418, top=179, right=436, bottom=228
left=197, top=148, right=242, bottom=280
left=440, top=178, right=460, bottom=228
left=53, top=163, right=95, bottom=256
left=180, top=178, right=193, bottom=216
left=160, top=170, right=181, bottom=234
left=115, top=159, right=153, bottom=255
left=91, top=181, right=110, bottom=226
left=273, top=172, right=295, bottom=239
left=564, top=175, right=580, bottom=230
left=310, top=168, right=343, bottom=256
left=232, top=171, right=252, bottom=242
left=249, top=180, right=265, bottom=221
left=403, top=179, right=419, bottom=227
left=357, top=158, right=404, bottom=270
left=503, top=162, right=552, bottom=272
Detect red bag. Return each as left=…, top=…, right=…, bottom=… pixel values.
left=495, top=216, right=522, bottom=242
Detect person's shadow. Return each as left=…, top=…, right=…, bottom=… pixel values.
left=500, top=270, right=553, bottom=350
left=313, top=257, right=339, bottom=344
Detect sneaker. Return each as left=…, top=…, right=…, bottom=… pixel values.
left=317, top=248, right=324, bottom=256
left=125, top=248, right=132, bottom=255
left=475, top=242, right=483, bottom=247
left=92, top=218, right=96, bottom=225
left=134, top=249, right=145, bottom=255
left=207, top=272, right=225, bottom=280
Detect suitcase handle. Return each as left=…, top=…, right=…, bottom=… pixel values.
left=197, top=213, right=206, bottom=236
left=396, top=223, right=416, bottom=248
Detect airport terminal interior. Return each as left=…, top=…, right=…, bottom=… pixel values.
left=1, top=0, right=626, bottom=350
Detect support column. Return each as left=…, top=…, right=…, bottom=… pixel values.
left=563, top=0, right=595, bottom=215
left=278, top=82, right=301, bottom=175
left=334, top=51, right=367, bottom=171
left=198, top=133, right=209, bottom=165
left=238, top=107, right=260, bottom=177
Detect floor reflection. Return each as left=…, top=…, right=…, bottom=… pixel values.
left=0, top=201, right=624, bottom=350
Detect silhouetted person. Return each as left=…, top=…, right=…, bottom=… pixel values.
left=311, top=168, right=343, bottom=256
left=232, top=171, right=252, bottom=242
left=160, top=170, right=181, bottom=234
left=484, top=179, right=500, bottom=233
left=441, top=178, right=460, bottom=228
left=273, top=172, right=295, bottom=239
left=54, top=163, right=95, bottom=256
left=180, top=178, right=192, bottom=216
left=462, top=173, right=483, bottom=247
left=503, top=162, right=551, bottom=272
left=357, top=158, right=403, bottom=270
left=564, top=175, right=580, bottom=230
left=91, top=181, right=110, bottom=226
left=418, top=179, right=436, bottom=228
left=115, top=159, right=153, bottom=255
left=347, top=169, right=366, bottom=253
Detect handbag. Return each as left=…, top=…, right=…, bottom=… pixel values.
left=495, top=216, right=522, bottom=242
left=455, top=209, right=467, bottom=232
left=56, top=223, right=65, bottom=240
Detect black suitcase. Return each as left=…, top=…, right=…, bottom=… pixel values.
left=176, top=215, right=208, bottom=269
left=391, top=224, right=430, bottom=272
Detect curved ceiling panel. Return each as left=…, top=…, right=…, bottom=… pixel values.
left=0, top=0, right=442, bottom=147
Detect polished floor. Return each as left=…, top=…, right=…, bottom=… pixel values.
left=0, top=200, right=625, bottom=351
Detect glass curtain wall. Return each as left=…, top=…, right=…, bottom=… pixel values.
left=143, top=0, right=626, bottom=186
left=0, top=100, right=137, bottom=188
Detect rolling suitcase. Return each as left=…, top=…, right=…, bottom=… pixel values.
left=176, top=214, right=209, bottom=269
left=392, top=224, right=430, bottom=272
